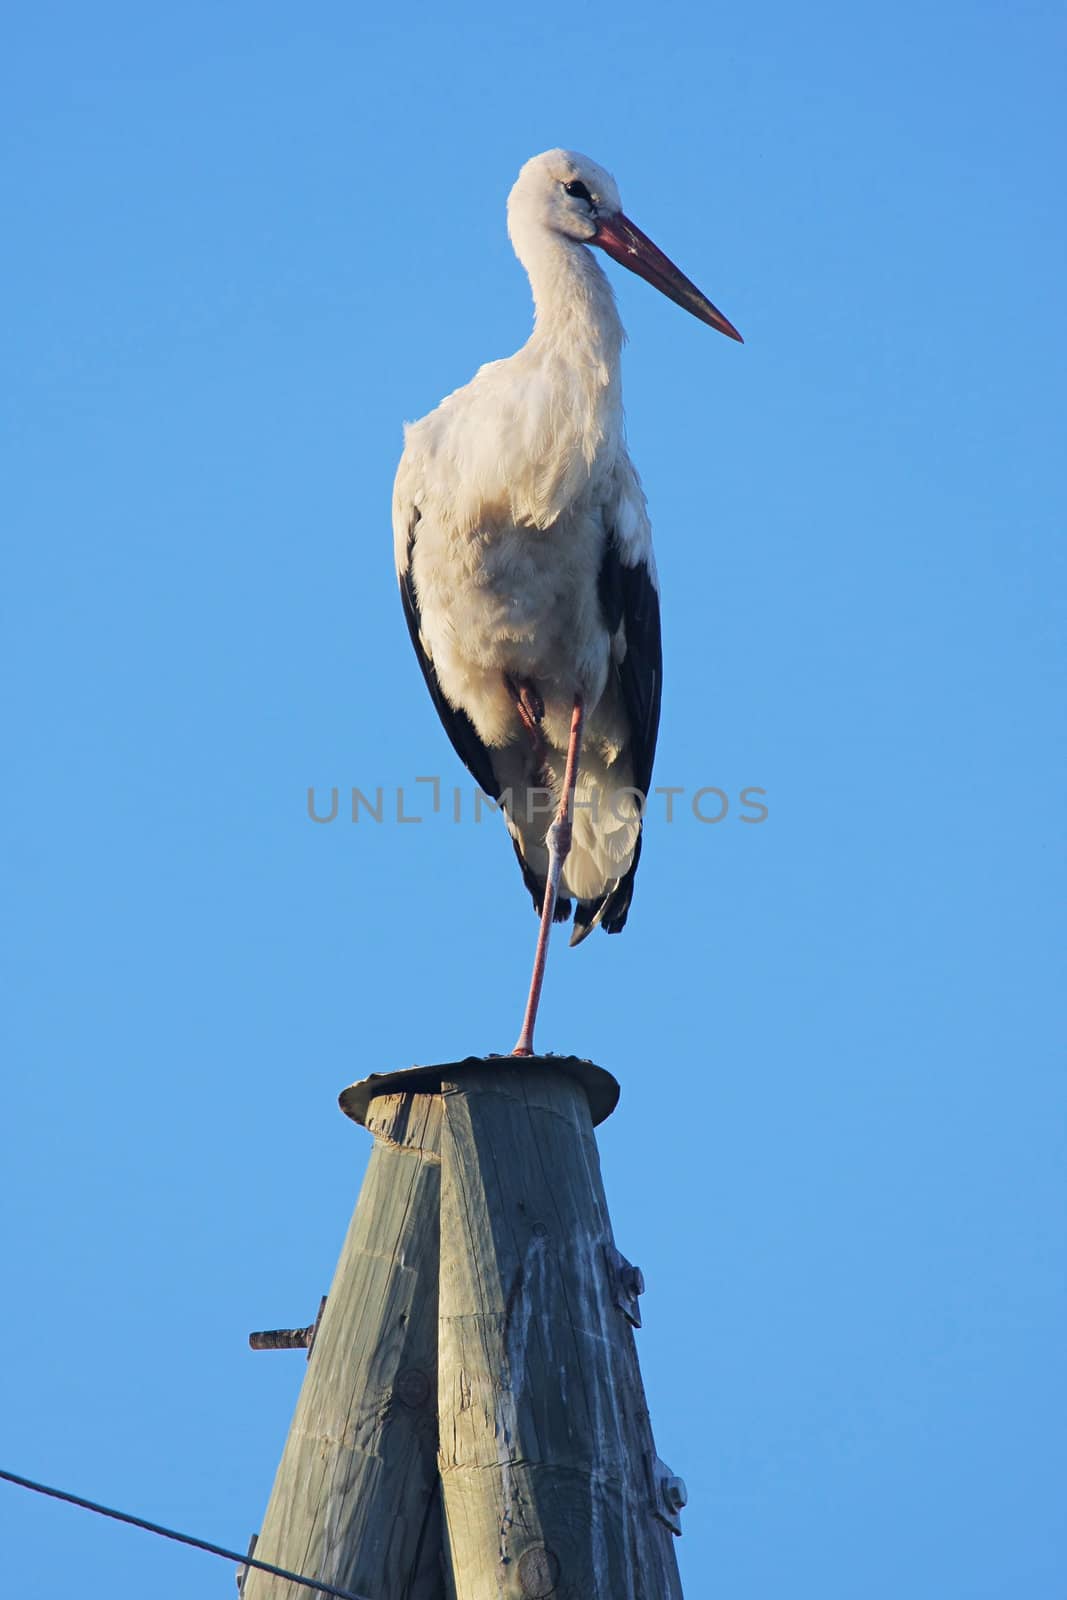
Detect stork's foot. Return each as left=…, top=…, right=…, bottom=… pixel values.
left=504, top=674, right=546, bottom=747
left=508, top=675, right=544, bottom=729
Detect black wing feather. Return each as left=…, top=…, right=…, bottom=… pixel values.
left=399, top=510, right=500, bottom=800
left=598, top=528, right=662, bottom=805
left=614, top=545, right=662, bottom=802
left=574, top=529, right=662, bottom=938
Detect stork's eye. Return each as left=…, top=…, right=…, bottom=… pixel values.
left=563, top=180, right=593, bottom=204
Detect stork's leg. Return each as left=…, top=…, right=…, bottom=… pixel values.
left=513, top=694, right=585, bottom=1058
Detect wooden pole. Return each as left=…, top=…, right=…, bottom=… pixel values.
left=245, top=1058, right=686, bottom=1598
left=436, top=1060, right=684, bottom=1599
left=242, top=1087, right=444, bottom=1600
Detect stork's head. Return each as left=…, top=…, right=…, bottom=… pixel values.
left=508, top=150, right=621, bottom=246
left=507, top=148, right=742, bottom=343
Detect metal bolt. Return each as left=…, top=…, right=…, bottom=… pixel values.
left=235, top=1532, right=258, bottom=1593
left=606, top=1246, right=645, bottom=1327
left=662, top=1475, right=688, bottom=1515
left=249, top=1295, right=327, bottom=1361
left=622, top=1263, right=645, bottom=1298
left=249, top=1326, right=312, bottom=1352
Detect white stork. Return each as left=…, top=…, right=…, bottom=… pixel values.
left=393, top=149, right=741, bottom=1055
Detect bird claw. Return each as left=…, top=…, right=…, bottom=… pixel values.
left=505, top=674, right=545, bottom=738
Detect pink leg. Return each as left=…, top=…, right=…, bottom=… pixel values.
left=513, top=695, right=585, bottom=1057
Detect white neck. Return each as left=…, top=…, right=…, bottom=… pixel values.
left=453, top=220, right=626, bottom=531
left=516, top=227, right=625, bottom=370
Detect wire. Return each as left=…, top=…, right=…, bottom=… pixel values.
left=0, top=1467, right=372, bottom=1600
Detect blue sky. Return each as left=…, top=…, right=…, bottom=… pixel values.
left=3, top=3, right=1064, bottom=1596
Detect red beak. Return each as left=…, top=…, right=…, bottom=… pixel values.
left=591, top=212, right=743, bottom=343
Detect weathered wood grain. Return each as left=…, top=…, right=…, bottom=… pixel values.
left=243, top=1090, right=445, bottom=1600
left=436, top=1063, right=683, bottom=1600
